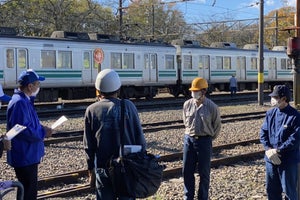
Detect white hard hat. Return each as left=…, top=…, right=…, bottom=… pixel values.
left=95, top=69, right=121, bottom=93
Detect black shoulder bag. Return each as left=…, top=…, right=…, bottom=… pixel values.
left=108, top=99, right=164, bottom=198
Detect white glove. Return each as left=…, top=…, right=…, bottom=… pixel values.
left=265, top=149, right=281, bottom=165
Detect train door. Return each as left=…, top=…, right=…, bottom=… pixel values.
left=198, top=55, right=210, bottom=81
left=236, top=56, right=246, bottom=80
left=144, top=53, right=158, bottom=82
left=4, top=48, right=28, bottom=88
left=81, top=51, right=94, bottom=84
left=268, top=57, right=277, bottom=80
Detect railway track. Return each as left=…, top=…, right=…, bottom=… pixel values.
left=0, top=92, right=271, bottom=120
left=44, top=111, right=266, bottom=146
left=37, top=138, right=263, bottom=199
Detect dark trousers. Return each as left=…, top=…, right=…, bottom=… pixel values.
left=14, top=163, right=38, bottom=200
left=183, top=134, right=212, bottom=200
left=265, top=161, right=298, bottom=200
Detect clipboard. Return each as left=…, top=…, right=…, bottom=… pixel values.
left=5, top=124, right=27, bottom=140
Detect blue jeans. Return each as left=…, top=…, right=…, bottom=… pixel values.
left=265, top=161, right=298, bottom=200
left=183, top=134, right=212, bottom=200
left=95, top=169, right=135, bottom=200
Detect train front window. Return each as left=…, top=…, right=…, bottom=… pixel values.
left=6, top=49, right=14, bottom=68
left=57, top=51, right=72, bottom=69
left=165, top=55, right=174, bottom=69
left=111, top=52, right=122, bottom=69
left=123, top=53, right=134, bottom=69
left=41, top=50, right=56, bottom=68
left=18, top=49, right=27, bottom=68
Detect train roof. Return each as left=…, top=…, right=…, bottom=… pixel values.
left=0, top=27, right=174, bottom=47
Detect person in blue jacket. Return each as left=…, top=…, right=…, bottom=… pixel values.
left=6, top=69, right=54, bottom=200
left=260, top=85, right=300, bottom=200
left=83, top=69, right=146, bottom=200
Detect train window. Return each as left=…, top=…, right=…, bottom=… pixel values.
left=150, top=54, right=157, bottom=70
left=216, top=56, right=223, bottom=69
left=111, top=52, right=122, bottom=69
left=41, top=50, right=56, bottom=68
left=183, top=55, right=192, bottom=69
left=224, top=56, right=231, bottom=69
left=57, top=51, right=72, bottom=69
left=6, top=49, right=14, bottom=68
left=280, top=59, right=287, bottom=69
left=18, top=49, right=27, bottom=69
left=123, top=53, right=134, bottom=69
left=268, top=57, right=276, bottom=69
left=287, top=59, right=292, bottom=70
left=250, top=57, right=257, bottom=70
left=237, top=56, right=246, bottom=70
left=83, top=51, right=91, bottom=69
left=165, top=55, right=174, bottom=69
left=199, top=55, right=209, bottom=69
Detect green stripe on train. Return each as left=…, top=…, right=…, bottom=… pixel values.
left=35, top=70, right=81, bottom=78
left=116, top=71, right=143, bottom=78
left=182, top=71, right=198, bottom=77
left=159, top=70, right=176, bottom=77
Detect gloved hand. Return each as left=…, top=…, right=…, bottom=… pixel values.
left=265, top=149, right=281, bottom=165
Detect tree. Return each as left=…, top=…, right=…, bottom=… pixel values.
left=122, top=0, right=187, bottom=42
left=264, top=6, right=295, bottom=47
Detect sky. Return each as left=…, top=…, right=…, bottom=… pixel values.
left=98, top=0, right=296, bottom=24
left=166, top=0, right=296, bottom=23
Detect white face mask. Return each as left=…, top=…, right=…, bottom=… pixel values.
left=31, top=87, right=40, bottom=97
left=270, top=97, right=279, bottom=107
left=191, top=91, right=202, bottom=100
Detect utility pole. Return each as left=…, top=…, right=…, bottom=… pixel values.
left=119, top=0, right=123, bottom=38
left=258, top=0, right=264, bottom=105
left=294, top=0, right=300, bottom=109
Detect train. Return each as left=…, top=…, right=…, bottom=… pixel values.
left=0, top=27, right=293, bottom=101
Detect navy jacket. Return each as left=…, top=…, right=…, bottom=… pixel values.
left=260, top=105, right=300, bottom=164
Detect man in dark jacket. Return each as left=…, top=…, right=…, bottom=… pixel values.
left=260, top=85, right=300, bottom=199
left=83, top=69, right=146, bottom=200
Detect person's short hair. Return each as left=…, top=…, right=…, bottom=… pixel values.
left=18, top=69, right=45, bottom=86
left=269, top=85, right=291, bottom=102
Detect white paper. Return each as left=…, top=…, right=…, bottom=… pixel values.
left=124, top=145, right=142, bottom=154
left=51, top=116, right=68, bottom=129
left=5, top=124, right=27, bottom=140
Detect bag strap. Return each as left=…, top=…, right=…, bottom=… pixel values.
left=118, top=99, right=125, bottom=158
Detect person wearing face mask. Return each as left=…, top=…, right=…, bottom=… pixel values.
left=6, top=69, right=54, bottom=200
left=260, top=85, right=300, bottom=200
left=182, top=77, right=221, bottom=200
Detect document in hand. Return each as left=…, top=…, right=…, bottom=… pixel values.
left=51, top=115, right=68, bottom=129
left=5, top=124, right=27, bottom=140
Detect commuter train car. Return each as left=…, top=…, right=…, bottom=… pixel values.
left=0, top=27, right=293, bottom=101
left=172, top=40, right=293, bottom=96
left=0, top=27, right=178, bottom=101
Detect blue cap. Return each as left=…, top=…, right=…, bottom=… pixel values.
left=0, top=94, right=11, bottom=103
left=0, top=83, right=11, bottom=103
left=18, top=69, right=45, bottom=86
left=269, top=85, right=291, bottom=99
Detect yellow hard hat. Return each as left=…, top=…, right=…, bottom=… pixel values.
left=189, top=77, right=208, bottom=91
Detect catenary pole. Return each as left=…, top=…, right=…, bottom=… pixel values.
left=294, top=0, right=300, bottom=109
left=258, top=0, right=264, bottom=105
